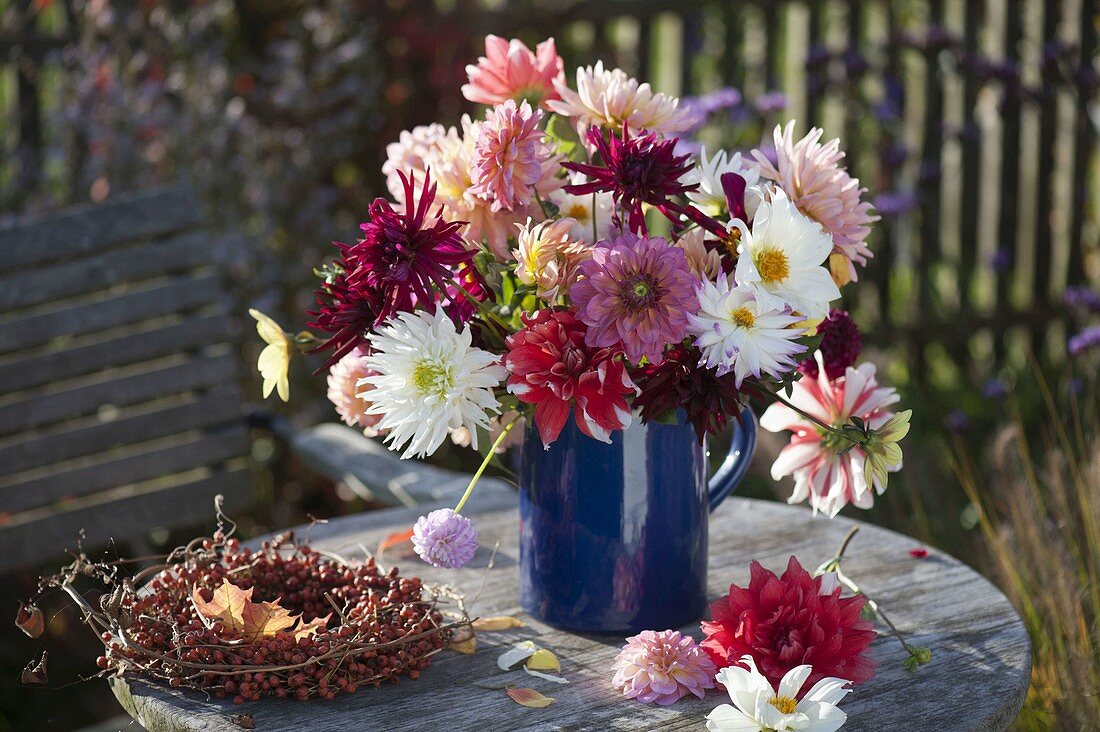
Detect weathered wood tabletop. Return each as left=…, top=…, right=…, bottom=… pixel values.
left=111, top=491, right=1030, bottom=732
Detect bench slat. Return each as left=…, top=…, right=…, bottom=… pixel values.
left=0, top=274, right=225, bottom=354
left=0, top=386, right=242, bottom=474
left=0, top=230, right=223, bottom=312
left=0, top=186, right=201, bottom=273
left=0, top=467, right=251, bottom=573
left=0, top=353, right=237, bottom=437
left=0, top=425, right=250, bottom=513
left=0, top=314, right=233, bottom=392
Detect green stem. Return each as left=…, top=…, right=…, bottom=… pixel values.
left=835, top=568, right=923, bottom=658
left=772, top=391, right=867, bottom=450
left=449, top=279, right=510, bottom=336
left=454, top=417, right=519, bottom=515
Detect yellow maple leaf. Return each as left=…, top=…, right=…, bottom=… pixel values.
left=290, top=613, right=331, bottom=641
left=191, top=579, right=298, bottom=642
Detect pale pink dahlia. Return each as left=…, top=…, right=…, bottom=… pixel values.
left=513, top=217, right=591, bottom=302
left=381, top=123, right=447, bottom=201
left=570, top=234, right=699, bottom=364
left=752, top=122, right=879, bottom=285
left=760, top=353, right=901, bottom=517
left=549, top=61, right=696, bottom=135
left=326, top=346, right=384, bottom=436
left=471, top=100, right=557, bottom=212
left=462, top=35, right=565, bottom=109
left=612, top=630, right=716, bottom=705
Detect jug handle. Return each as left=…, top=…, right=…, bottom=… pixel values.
left=708, top=408, right=758, bottom=512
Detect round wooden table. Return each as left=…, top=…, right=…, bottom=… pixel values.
left=110, top=492, right=1030, bottom=731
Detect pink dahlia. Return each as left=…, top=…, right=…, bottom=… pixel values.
left=752, top=122, right=879, bottom=285
left=381, top=123, right=447, bottom=201
left=342, top=170, right=474, bottom=322
left=326, top=346, right=384, bottom=435
left=612, top=630, right=716, bottom=706
left=701, top=557, right=876, bottom=691
left=564, top=126, right=698, bottom=235
left=471, top=99, right=556, bottom=212
left=570, top=234, right=698, bottom=364
left=760, top=353, right=901, bottom=516
left=462, top=35, right=565, bottom=109
left=504, top=309, right=635, bottom=447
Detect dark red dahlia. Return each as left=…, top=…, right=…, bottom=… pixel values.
left=563, top=126, right=700, bottom=236
left=630, top=343, right=760, bottom=442
left=307, top=268, right=385, bottom=371
left=798, top=309, right=863, bottom=380
left=701, top=556, right=876, bottom=690
left=342, top=169, right=473, bottom=322
left=504, top=309, right=635, bottom=447
left=443, top=261, right=494, bottom=326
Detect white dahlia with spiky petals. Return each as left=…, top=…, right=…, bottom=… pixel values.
left=689, top=277, right=807, bottom=387
left=753, top=122, right=879, bottom=285
left=360, top=309, right=506, bottom=459
left=760, top=352, right=906, bottom=517
left=684, top=147, right=761, bottom=218
left=733, top=187, right=840, bottom=319
left=548, top=61, right=696, bottom=135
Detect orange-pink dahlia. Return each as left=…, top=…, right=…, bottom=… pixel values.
left=462, top=35, right=564, bottom=109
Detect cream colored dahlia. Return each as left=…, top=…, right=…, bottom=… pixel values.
left=752, top=122, right=879, bottom=285
left=513, top=217, right=591, bottom=302
left=683, top=147, right=761, bottom=218
left=548, top=61, right=695, bottom=135
left=673, top=227, right=723, bottom=280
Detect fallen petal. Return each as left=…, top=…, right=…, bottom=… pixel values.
left=506, top=687, right=555, bottom=708
left=472, top=615, right=525, bottom=632
left=525, top=648, right=560, bottom=672
left=497, top=640, right=539, bottom=670
left=524, top=667, right=569, bottom=684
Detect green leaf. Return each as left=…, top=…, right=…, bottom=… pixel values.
left=545, top=114, right=585, bottom=162
left=652, top=409, right=682, bottom=426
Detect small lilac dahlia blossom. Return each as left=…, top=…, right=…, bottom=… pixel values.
left=411, top=508, right=478, bottom=569
left=612, top=629, right=716, bottom=705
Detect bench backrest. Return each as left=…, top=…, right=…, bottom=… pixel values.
left=0, top=187, right=252, bottom=572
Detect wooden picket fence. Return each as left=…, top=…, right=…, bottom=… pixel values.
left=1, top=0, right=1096, bottom=388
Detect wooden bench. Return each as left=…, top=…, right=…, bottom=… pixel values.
left=0, top=187, right=512, bottom=574
left=0, top=187, right=253, bottom=573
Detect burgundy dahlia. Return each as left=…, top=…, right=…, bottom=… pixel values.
left=798, top=309, right=862, bottom=380
left=563, top=126, right=698, bottom=235
left=307, top=268, right=385, bottom=371
left=701, top=556, right=876, bottom=689
left=631, top=343, right=760, bottom=442
left=504, top=309, right=635, bottom=447
left=342, top=169, right=473, bottom=322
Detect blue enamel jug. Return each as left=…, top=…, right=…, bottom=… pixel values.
left=518, top=410, right=757, bottom=633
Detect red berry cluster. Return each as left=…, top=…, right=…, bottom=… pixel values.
left=96, top=537, right=448, bottom=703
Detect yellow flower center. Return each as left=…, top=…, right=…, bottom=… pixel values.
left=730, top=306, right=756, bottom=329
left=769, top=695, right=798, bottom=715
left=565, top=203, right=589, bottom=221
left=633, top=281, right=651, bottom=298
left=723, top=228, right=742, bottom=257
left=754, top=248, right=790, bottom=283
left=411, top=360, right=449, bottom=397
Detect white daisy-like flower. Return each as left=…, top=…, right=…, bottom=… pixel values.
left=548, top=175, right=615, bottom=244
left=706, top=655, right=851, bottom=732
left=683, top=147, right=761, bottom=218
left=360, top=309, right=506, bottom=459
left=548, top=61, right=696, bottom=135
left=733, top=187, right=840, bottom=319
left=688, top=278, right=807, bottom=386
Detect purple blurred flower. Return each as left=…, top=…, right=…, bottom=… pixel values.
left=982, top=378, right=1010, bottom=400
left=990, top=247, right=1013, bottom=273
left=754, top=91, right=787, bottom=114
left=412, top=508, right=478, bottom=568
left=806, top=43, right=831, bottom=67
left=1068, top=326, right=1100, bottom=357
left=680, top=87, right=742, bottom=120
left=946, top=409, right=970, bottom=433
left=1064, top=286, right=1100, bottom=313
left=872, top=190, right=919, bottom=216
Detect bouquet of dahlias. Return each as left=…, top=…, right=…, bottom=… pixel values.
left=251, top=35, right=910, bottom=566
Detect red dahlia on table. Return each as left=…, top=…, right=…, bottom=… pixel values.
left=701, top=556, right=876, bottom=690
